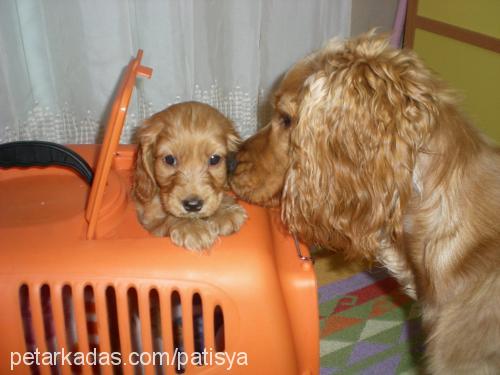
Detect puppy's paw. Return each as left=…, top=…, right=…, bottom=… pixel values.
left=169, top=219, right=218, bottom=251
left=210, top=201, right=248, bottom=236
left=151, top=224, right=168, bottom=237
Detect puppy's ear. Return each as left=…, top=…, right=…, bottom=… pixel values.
left=133, top=119, right=164, bottom=203
left=225, top=122, right=241, bottom=153
left=223, top=119, right=241, bottom=176
left=282, top=44, right=439, bottom=260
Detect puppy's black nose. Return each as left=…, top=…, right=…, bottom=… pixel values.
left=227, top=153, right=239, bottom=174
left=182, top=198, right=204, bottom=212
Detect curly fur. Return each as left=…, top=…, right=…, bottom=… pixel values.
left=230, top=33, right=500, bottom=373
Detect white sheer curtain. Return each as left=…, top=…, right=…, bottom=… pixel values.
left=0, top=0, right=351, bottom=143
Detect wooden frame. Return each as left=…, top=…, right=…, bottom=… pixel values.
left=403, top=0, right=500, bottom=53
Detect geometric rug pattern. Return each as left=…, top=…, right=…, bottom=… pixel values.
left=319, top=268, right=425, bottom=374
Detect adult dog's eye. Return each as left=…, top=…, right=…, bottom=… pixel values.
left=281, top=114, right=292, bottom=128
left=209, top=154, right=221, bottom=166
left=164, top=154, right=177, bottom=166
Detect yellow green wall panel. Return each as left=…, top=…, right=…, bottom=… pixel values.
left=414, top=29, right=500, bottom=143
left=418, top=0, right=500, bottom=39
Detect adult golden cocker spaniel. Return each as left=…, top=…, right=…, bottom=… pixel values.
left=230, top=33, right=500, bottom=373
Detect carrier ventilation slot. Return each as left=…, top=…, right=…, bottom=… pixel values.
left=149, top=289, right=163, bottom=375
left=214, top=305, right=225, bottom=352
left=61, top=285, right=81, bottom=373
left=40, top=284, right=60, bottom=375
left=84, top=285, right=101, bottom=375
left=171, top=291, right=185, bottom=374
left=192, top=293, right=204, bottom=358
left=128, top=287, right=143, bottom=375
left=19, top=284, right=40, bottom=375
left=105, top=286, right=122, bottom=375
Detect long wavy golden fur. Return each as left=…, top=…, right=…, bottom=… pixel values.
left=230, top=33, right=500, bottom=373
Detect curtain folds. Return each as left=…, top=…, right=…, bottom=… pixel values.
left=0, top=0, right=351, bottom=143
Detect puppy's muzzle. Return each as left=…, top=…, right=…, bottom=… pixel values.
left=182, top=197, right=204, bottom=212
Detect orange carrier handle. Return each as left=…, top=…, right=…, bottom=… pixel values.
left=85, top=50, right=152, bottom=239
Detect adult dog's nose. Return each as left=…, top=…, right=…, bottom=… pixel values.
left=182, top=197, right=204, bottom=212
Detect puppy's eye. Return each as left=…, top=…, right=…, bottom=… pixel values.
left=164, top=154, right=177, bottom=166
left=209, top=154, right=221, bottom=166
left=281, top=114, right=292, bottom=128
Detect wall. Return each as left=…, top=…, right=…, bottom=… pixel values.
left=407, top=0, right=500, bottom=143
left=350, top=0, right=399, bottom=36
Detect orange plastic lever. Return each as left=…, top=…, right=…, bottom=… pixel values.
left=85, top=50, right=152, bottom=239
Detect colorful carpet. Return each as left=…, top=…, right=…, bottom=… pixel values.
left=319, top=267, right=425, bottom=374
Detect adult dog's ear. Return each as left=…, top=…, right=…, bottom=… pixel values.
left=133, top=119, right=164, bottom=203
left=282, top=37, right=439, bottom=260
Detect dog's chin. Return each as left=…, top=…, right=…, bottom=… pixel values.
left=230, top=181, right=281, bottom=207
left=251, top=194, right=281, bottom=208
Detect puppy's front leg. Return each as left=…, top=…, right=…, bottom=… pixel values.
left=134, top=195, right=165, bottom=230
left=208, top=194, right=247, bottom=236
left=157, top=216, right=219, bottom=251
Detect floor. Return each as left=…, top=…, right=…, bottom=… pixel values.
left=313, top=248, right=369, bottom=286
left=313, top=248, right=424, bottom=374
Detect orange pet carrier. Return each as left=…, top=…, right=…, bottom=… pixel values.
left=0, top=51, right=319, bottom=375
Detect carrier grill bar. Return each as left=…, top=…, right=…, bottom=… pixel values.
left=202, top=299, right=215, bottom=357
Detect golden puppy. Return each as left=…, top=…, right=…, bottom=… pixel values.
left=133, top=101, right=247, bottom=250
left=231, top=33, right=500, bottom=373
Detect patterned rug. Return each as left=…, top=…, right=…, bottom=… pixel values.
left=319, top=268, right=425, bottom=374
